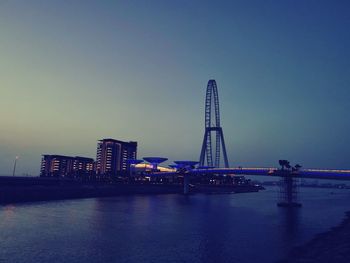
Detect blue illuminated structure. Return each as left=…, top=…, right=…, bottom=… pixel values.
left=174, top=161, right=199, bottom=169
left=143, top=157, right=168, bottom=172
left=197, top=165, right=215, bottom=169
left=199, top=80, right=229, bottom=168
left=168, top=164, right=179, bottom=170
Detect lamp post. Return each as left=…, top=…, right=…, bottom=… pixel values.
left=12, top=156, right=19, bottom=177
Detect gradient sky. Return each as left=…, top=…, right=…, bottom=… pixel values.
left=1, top=0, right=350, bottom=175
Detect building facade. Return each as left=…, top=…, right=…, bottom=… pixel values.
left=40, top=155, right=94, bottom=178
left=95, top=139, right=137, bottom=176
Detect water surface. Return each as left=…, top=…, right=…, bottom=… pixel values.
left=0, top=187, right=349, bottom=263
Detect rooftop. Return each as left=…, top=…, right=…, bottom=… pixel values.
left=99, top=138, right=137, bottom=145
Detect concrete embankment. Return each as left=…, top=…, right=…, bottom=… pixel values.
left=279, top=211, right=350, bottom=263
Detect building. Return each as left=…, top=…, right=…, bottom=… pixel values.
left=95, top=138, right=137, bottom=176
left=40, top=155, right=94, bottom=178
left=72, top=156, right=95, bottom=177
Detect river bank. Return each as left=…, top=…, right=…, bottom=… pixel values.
left=279, top=211, right=350, bottom=263
left=0, top=184, right=182, bottom=204
left=0, top=176, right=263, bottom=204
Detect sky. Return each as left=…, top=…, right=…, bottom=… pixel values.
left=1, top=0, right=350, bottom=175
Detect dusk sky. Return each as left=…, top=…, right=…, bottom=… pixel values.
left=1, top=0, right=350, bottom=175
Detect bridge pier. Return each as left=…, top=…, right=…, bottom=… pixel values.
left=277, top=171, right=302, bottom=207
left=183, top=173, right=189, bottom=195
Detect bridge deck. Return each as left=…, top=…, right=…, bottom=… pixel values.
left=155, top=168, right=350, bottom=180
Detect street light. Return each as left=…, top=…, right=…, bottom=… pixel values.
left=12, top=156, right=19, bottom=177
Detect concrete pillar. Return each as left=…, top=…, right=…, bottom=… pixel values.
left=184, top=173, right=189, bottom=195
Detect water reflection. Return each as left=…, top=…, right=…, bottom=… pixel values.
left=0, top=205, right=16, bottom=228
left=278, top=206, right=301, bottom=256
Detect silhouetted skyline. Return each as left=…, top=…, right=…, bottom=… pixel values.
left=1, top=1, right=350, bottom=175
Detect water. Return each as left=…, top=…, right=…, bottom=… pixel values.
left=0, top=187, right=349, bottom=263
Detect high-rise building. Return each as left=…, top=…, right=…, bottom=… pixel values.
left=40, top=155, right=94, bottom=178
left=95, top=139, right=137, bottom=176
left=72, top=156, right=95, bottom=177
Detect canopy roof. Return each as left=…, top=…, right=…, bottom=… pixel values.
left=143, top=157, right=168, bottom=164
left=174, top=161, right=199, bottom=167
left=126, top=159, right=144, bottom=164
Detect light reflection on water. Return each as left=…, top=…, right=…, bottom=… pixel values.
left=0, top=187, right=349, bottom=263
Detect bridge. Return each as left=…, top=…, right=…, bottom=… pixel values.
left=147, top=166, right=350, bottom=207
left=133, top=79, right=350, bottom=206
left=189, top=167, right=350, bottom=180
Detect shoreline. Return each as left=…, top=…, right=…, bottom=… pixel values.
left=0, top=184, right=182, bottom=204
left=0, top=183, right=262, bottom=205
left=279, top=211, right=350, bottom=263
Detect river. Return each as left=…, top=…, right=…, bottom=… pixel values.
left=0, top=187, right=349, bottom=263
